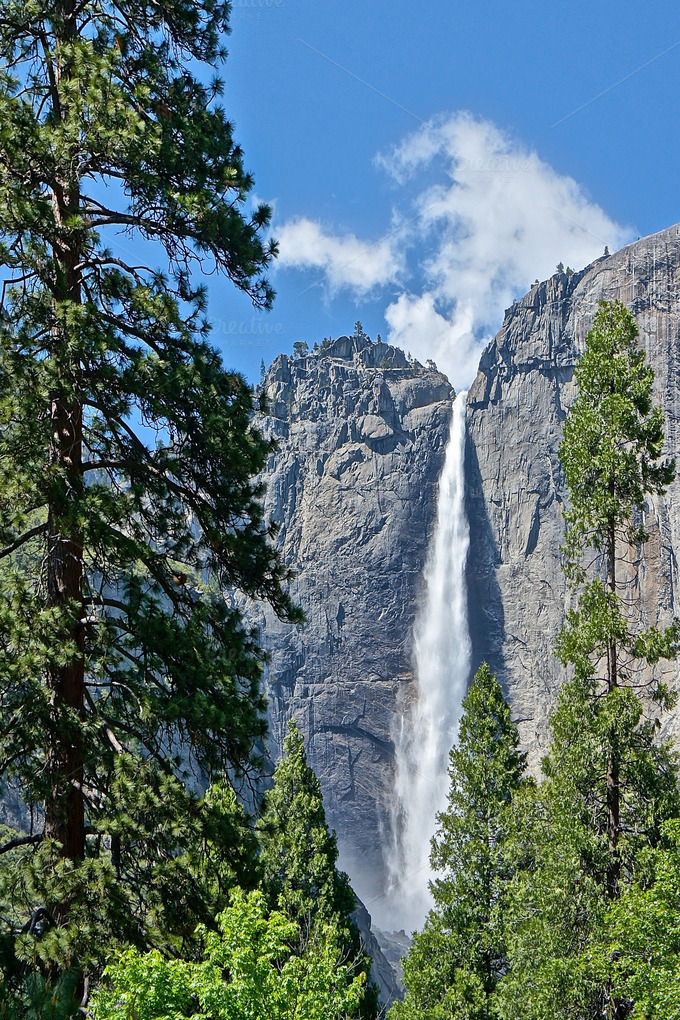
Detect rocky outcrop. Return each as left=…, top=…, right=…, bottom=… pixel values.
left=352, top=898, right=406, bottom=1008
left=251, top=335, right=454, bottom=906
left=249, top=224, right=680, bottom=946
left=372, top=926, right=411, bottom=996
left=467, top=223, right=680, bottom=762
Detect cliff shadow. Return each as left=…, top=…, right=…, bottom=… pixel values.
left=464, top=429, right=508, bottom=694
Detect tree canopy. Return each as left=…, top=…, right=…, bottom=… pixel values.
left=557, top=299, right=678, bottom=896
left=90, top=890, right=366, bottom=1020
left=0, top=0, right=299, bottom=971
left=501, top=301, right=680, bottom=1020
left=259, top=720, right=378, bottom=1019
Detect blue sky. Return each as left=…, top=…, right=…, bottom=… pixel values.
left=202, top=0, right=680, bottom=388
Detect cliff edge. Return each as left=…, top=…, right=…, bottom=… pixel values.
left=467, top=223, right=680, bottom=762
left=251, top=334, right=454, bottom=909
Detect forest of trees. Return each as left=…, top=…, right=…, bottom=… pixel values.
left=0, top=0, right=376, bottom=1014
left=0, top=0, right=678, bottom=1016
left=393, top=301, right=680, bottom=1020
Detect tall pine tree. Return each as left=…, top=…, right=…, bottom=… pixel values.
left=557, top=299, right=678, bottom=896
left=501, top=300, right=680, bottom=1020
left=0, top=0, right=299, bottom=970
left=258, top=720, right=378, bottom=1020
left=392, top=663, right=527, bottom=1020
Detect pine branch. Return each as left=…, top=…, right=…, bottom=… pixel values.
left=0, top=521, right=46, bottom=560
left=0, top=833, right=43, bottom=855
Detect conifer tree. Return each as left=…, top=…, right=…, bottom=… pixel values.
left=501, top=300, right=680, bottom=1020
left=259, top=720, right=378, bottom=1020
left=600, top=819, right=680, bottom=1019
left=0, top=0, right=299, bottom=969
left=392, top=663, right=527, bottom=1020
left=501, top=689, right=679, bottom=1020
left=557, top=299, right=678, bottom=896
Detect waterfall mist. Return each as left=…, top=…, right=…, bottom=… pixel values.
left=384, top=390, right=472, bottom=933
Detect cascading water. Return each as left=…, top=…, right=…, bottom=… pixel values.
left=385, top=389, right=472, bottom=932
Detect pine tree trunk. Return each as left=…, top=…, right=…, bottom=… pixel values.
left=44, top=261, right=85, bottom=865
left=44, top=395, right=85, bottom=864
left=605, top=508, right=620, bottom=899
left=44, top=0, right=85, bottom=867
left=606, top=509, right=623, bottom=1020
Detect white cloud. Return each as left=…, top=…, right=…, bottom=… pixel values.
left=276, top=217, right=401, bottom=296
left=379, top=113, right=632, bottom=388
left=275, top=113, right=633, bottom=389
left=384, top=291, right=483, bottom=387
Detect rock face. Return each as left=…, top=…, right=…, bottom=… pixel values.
left=352, top=899, right=405, bottom=1006
left=249, top=223, right=680, bottom=948
left=251, top=335, right=454, bottom=905
left=467, top=223, right=680, bottom=763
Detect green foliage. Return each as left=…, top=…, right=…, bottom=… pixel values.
left=101, top=765, right=261, bottom=954
left=500, top=783, right=599, bottom=1020
left=501, top=300, right=680, bottom=1020
left=560, top=299, right=674, bottom=578
left=259, top=721, right=377, bottom=1019
left=0, top=771, right=260, bottom=976
left=501, top=748, right=624, bottom=1020
left=292, top=341, right=309, bottom=358
left=0, top=0, right=300, bottom=978
left=90, top=889, right=366, bottom=1020
left=0, top=966, right=83, bottom=1020
left=259, top=721, right=355, bottom=934
left=599, top=819, right=680, bottom=1018
left=392, top=664, right=528, bottom=1020
left=501, top=681, right=678, bottom=1018
left=556, top=297, right=679, bottom=847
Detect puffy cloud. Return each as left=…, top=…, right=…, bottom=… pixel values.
left=276, top=217, right=402, bottom=296
left=384, top=291, right=483, bottom=388
left=379, top=113, right=632, bottom=388
left=275, top=113, right=632, bottom=388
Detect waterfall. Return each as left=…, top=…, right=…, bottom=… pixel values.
left=386, top=389, right=472, bottom=932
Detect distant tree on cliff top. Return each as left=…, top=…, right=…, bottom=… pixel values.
left=0, top=0, right=299, bottom=976
left=352, top=321, right=369, bottom=342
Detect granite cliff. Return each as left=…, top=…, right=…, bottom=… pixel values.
left=253, top=223, right=680, bottom=929
left=467, top=222, right=680, bottom=762
left=250, top=334, right=454, bottom=908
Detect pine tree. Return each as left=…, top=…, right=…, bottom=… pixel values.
left=391, top=663, right=527, bottom=1020
left=258, top=720, right=378, bottom=1019
left=557, top=299, right=678, bottom=897
left=501, top=300, right=680, bottom=1020
left=0, top=0, right=299, bottom=971
left=600, top=819, right=680, bottom=1019
left=500, top=690, right=679, bottom=1020
left=352, top=321, right=369, bottom=343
